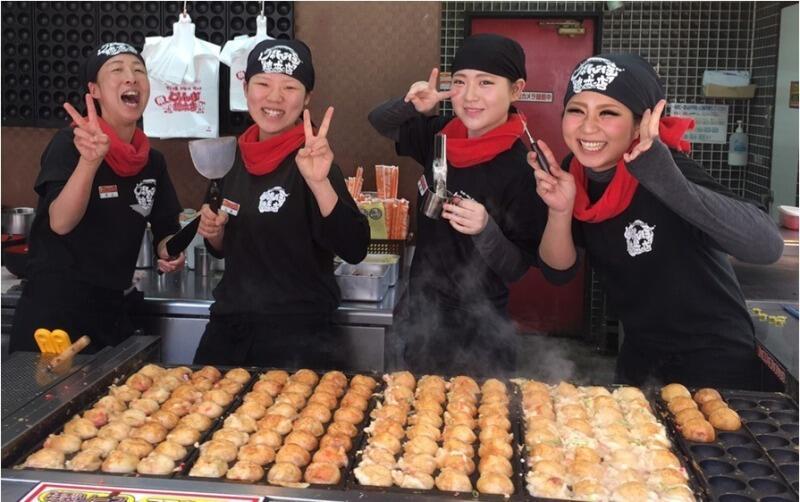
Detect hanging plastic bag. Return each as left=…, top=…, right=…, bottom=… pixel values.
left=141, top=14, right=221, bottom=138
left=219, top=15, right=272, bottom=111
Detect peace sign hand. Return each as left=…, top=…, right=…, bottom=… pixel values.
left=296, top=107, right=335, bottom=183
left=404, top=68, right=455, bottom=114
left=63, top=94, right=110, bottom=167
left=624, top=99, right=667, bottom=164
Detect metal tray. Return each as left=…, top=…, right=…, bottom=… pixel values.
left=335, top=263, right=391, bottom=302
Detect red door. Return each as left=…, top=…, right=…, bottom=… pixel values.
left=471, top=17, right=597, bottom=334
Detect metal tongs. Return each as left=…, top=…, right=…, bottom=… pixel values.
left=520, top=114, right=551, bottom=175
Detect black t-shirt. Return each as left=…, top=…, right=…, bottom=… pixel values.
left=397, top=114, right=547, bottom=310
left=25, top=128, right=182, bottom=291
left=566, top=151, right=755, bottom=352
left=207, top=152, right=370, bottom=317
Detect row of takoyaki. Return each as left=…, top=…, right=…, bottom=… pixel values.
left=661, top=383, right=742, bottom=443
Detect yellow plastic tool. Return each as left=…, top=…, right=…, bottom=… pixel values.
left=34, top=328, right=72, bottom=354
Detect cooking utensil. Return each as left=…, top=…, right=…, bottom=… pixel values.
left=46, top=336, right=90, bottom=371
left=136, top=225, right=154, bottom=269
left=1, top=207, right=35, bottom=237
left=34, top=328, right=72, bottom=354
left=164, top=137, right=237, bottom=262
left=520, top=114, right=551, bottom=175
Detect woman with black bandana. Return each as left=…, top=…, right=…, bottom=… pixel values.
left=9, top=42, right=184, bottom=353
left=530, top=54, right=783, bottom=388
left=192, top=39, right=370, bottom=368
left=369, top=34, right=576, bottom=376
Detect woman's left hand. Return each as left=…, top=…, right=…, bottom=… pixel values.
left=296, top=107, right=334, bottom=183
left=156, top=251, right=185, bottom=274
left=624, top=99, right=667, bottom=164
left=442, top=198, right=489, bottom=235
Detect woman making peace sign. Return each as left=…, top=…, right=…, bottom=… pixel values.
left=193, top=39, right=370, bottom=368
left=9, top=42, right=184, bottom=353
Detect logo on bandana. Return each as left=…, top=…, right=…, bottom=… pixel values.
left=97, top=42, right=138, bottom=57
left=624, top=219, right=655, bottom=257
left=257, top=46, right=302, bottom=76
left=570, top=57, right=625, bottom=93
left=259, top=186, right=289, bottom=213
left=131, top=179, right=157, bottom=217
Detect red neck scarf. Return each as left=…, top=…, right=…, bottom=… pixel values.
left=238, top=123, right=306, bottom=176
left=439, top=114, right=524, bottom=168
left=572, top=116, right=695, bottom=223
left=95, top=118, right=150, bottom=177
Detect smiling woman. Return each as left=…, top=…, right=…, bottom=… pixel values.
left=8, top=41, right=185, bottom=354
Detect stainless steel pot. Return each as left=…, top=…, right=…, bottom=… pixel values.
left=1, top=207, right=35, bottom=236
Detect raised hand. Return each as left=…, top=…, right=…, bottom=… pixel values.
left=528, top=139, right=575, bottom=215
left=296, top=107, right=335, bottom=183
left=404, top=68, right=455, bottom=114
left=623, top=99, right=667, bottom=164
left=442, top=198, right=489, bottom=235
left=63, top=94, right=110, bottom=166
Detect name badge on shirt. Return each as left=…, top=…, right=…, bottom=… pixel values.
left=98, top=185, right=119, bottom=199
left=221, top=198, right=240, bottom=216
left=417, top=175, right=429, bottom=196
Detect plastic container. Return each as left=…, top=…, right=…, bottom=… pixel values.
left=778, top=206, right=799, bottom=230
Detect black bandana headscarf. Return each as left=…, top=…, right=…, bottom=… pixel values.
left=452, top=33, right=527, bottom=81
left=244, top=39, right=315, bottom=91
left=83, top=42, right=145, bottom=87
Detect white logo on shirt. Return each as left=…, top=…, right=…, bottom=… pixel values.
left=259, top=186, right=289, bottom=213
left=624, top=219, right=656, bottom=257
left=130, top=179, right=157, bottom=217
left=570, top=57, right=625, bottom=93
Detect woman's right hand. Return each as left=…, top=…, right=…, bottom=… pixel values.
left=197, top=203, right=229, bottom=240
left=404, top=68, right=454, bottom=114
left=528, top=140, right=576, bottom=216
left=63, top=94, right=109, bottom=167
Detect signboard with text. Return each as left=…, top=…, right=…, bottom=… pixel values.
left=669, top=103, right=729, bottom=144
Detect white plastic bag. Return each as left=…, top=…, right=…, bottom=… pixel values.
left=142, top=14, right=221, bottom=138
left=219, top=15, right=272, bottom=111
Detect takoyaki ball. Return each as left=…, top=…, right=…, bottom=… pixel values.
left=630, top=422, right=666, bottom=443
left=477, top=472, right=514, bottom=495
left=613, top=386, right=646, bottom=402
left=385, top=385, right=414, bottom=405
left=312, top=381, right=346, bottom=399
left=236, top=401, right=267, bottom=420
left=645, top=448, right=682, bottom=471
left=137, top=452, right=175, bottom=475
left=275, top=443, right=311, bottom=467
left=479, top=454, right=513, bottom=477
left=267, top=462, right=302, bottom=484
left=526, top=427, right=559, bottom=447
left=370, top=432, right=402, bottom=455
left=680, top=418, right=716, bottom=443
left=130, top=398, right=160, bottom=416
left=64, top=416, right=98, bottom=439
left=529, top=443, right=564, bottom=463
left=320, top=370, right=347, bottom=388
left=148, top=410, right=179, bottom=430
left=224, top=413, right=257, bottom=433
left=212, top=428, right=249, bottom=447
left=313, top=446, right=348, bottom=468
left=81, top=437, right=118, bottom=457
left=397, top=452, right=437, bottom=475
left=416, top=387, right=447, bottom=405
left=327, top=420, right=358, bottom=439
left=701, top=399, right=728, bottom=416
left=405, top=422, right=440, bottom=442
left=44, top=433, right=82, bottom=454
left=392, top=470, right=435, bottom=490
left=520, top=380, right=549, bottom=395
left=479, top=414, right=511, bottom=433
left=283, top=382, right=313, bottom=398
left=165, top=366, right=192, bottom=380
left=304, top=461, right=342, bottom=484
left=200, top=439, right=239, bottom=463
left=565, top=418, right=594, bottom=437
left=194, top=365, right=222, bottom=383
left=96, top=395, right=127, bottom=412
left=592, top=405, right=625, bottom=426
left=192, top=400, right=224, bottom=420
left=320, top=433, right=353, bottom=452
left=225, top=460, right=264, bottom=482
left=441, top=439, right=474, bottom=458
left=405, top=435, right=439, bottom=456
left=648, top=467, right=687, bottom=490
left=347, top=383, right=373, bottom=400
left=528, top=473, right=568, bottom=499
left=436, top=468, right=473, bottom=492
left=445, top=411, right=476, bottom=429
left=97, top=421, right=131, bottom=441
left=479, top=403, right=509, bottom=420
left=117, top=437, right=153, bottom=458
left=261, top=369, right=289, bottom=384
left=267, top=402, right=298, bottom=420
left=333, top=406, right=364, bottom=425
left=179, top=412, right=213, bottom=432
left=292, top=416, right=325, bottom=438
left=408, top=409, right=442, bottom=429
left=226, top=367, right=251, bottom=384
left=418, top=374, right=447, bottom=391
left=253, top=379, right=283, bottom=397
left=24, top=448, right=65, bottom=469
left=190, top=377, right=214, bottom=392
left=248, top=429, right=283, bottom=449
left=693, top=388, right=722, bottom=405
left=141, top=386, right=171, bottom=404
left=243, top=391, right=274, bottom=408
left=481, top=378, right=507, bottom=394
left=215, top=378, right=243, bottom=395
left=661, top=383, right=691, bottom=402
left=362, top=445, right=397, bottom=468
left=451, top=376, right=480, bottom=396
left=189, top=456, right=228, bottom=478
left=479, top=438, right=513, bottom=459
left=439, top=451, right=476, bottom=475
left=611, top=481, right=655, bottom=502
left=238, top=444, right=275, bottom=466
left=139, top=363, right=165, bottom=378
left=668, top=396, right=698, bottom=415
left=371, top=403, right=409, bottom=425
left=169, top=384, right=200, bottom=403
left=101, top=450, right=139, bottom=473
left=572, top=480, right=609, bottom=500
left=709, top=407, right=741, bottom=431
left=339, top=392, right=369, bottom=412
left=594, top=395, right=620, bottom=410
left=660, top=485, right=696, bottom=502
left=308, top=390, right=338, bottom=410
left=557, top=403, right=588, bottom=420
left=351, top=374, right=377, bottom=390
left=203, top=389, right=235, bottom=407
left=258, top=414, right=293, bottom=435
left=413, top=398, right=443, bottom=415
left=166, top=425, right=201, bottom=446
left=569, top=459, right=605, bottom=482
left=156, top=374, right=183, bottom=392
left=82, top=408, right=110, bottom=428
left=290, top=368, right=319, bottom=387
left=127, top=373, right=153, bottom=392
left=299, top=403, right=332, bottom=423
left=154, top=440, right=187, bottom=462
left=118, top=409, right=147, bottom=427
left=443, top=425, right=477, bottom=444
left=481, top=390, right=510, bottom=406
left=447, top=400, right=477, bottom=417
left=354, top=463, right=393, bottom=486
left=130, top=422, right=168, bottom=444
left=479, top=425, right=510, bottom=444
left=573, top=446, right=602, bottom=465
left=386, top=371, right=416, bottom=390
left=161, top=398, right=192, bottom=417
left=285, top=430, right=319, bottom=451
left=607, top=449, right=639, bottom=471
